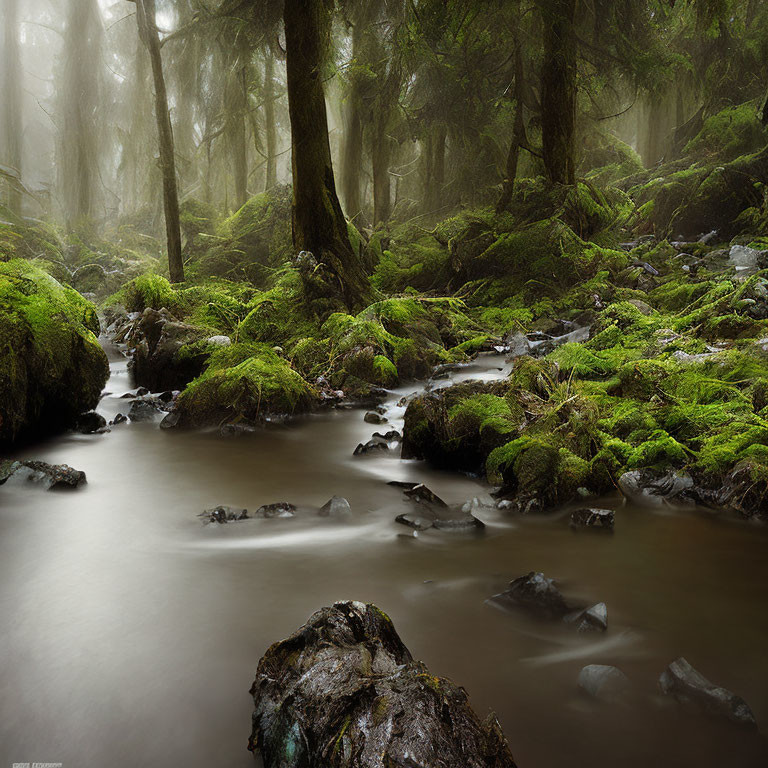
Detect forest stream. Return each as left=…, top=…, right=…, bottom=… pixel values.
left=1, top=341, right=767, bottom=768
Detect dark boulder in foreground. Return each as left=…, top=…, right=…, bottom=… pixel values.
left=0, top=460, right=86, bottom=489
left=249, top=601, right=518, bottom=768
left=659, top=657, right=756, bottom=728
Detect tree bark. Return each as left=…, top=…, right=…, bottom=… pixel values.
left=135, top=0, right=184, bottom=283
left=2, top=0, right=22, bottom=216
left=424, top=123, right=447, bottom=212
left=341, top=20, right=365, bottom=224
left=540, top=0, right=576, bottom=185
left=264, top=52, right=278, bottom=191
left=371, top=117, right=391, bottom=226
left=284, top=0, right=371, bottom=310
left=228, top=65, right=248, bottom=210
left=496, top=43, right=526, bottom=213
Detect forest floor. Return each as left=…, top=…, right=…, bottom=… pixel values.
left=3, top=102, right=768, bottom=522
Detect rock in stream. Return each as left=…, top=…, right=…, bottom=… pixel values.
left=248, top=601, right=518, bottom=767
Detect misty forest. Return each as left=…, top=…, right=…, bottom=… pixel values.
left=2, top=0, right=768, bottom=766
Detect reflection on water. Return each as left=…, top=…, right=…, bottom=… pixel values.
left=1, top=349, right=767, bottom=767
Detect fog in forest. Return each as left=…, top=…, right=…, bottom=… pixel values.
left=2, top=2, right=768, bottom=768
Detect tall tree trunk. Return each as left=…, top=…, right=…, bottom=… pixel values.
left=2, top=0, right=22, bottom=216
left=135, top=0, right=184, bottom=283
left=60, top=0, right=102, bottom=226
left=341, top=21, right=365, bottom=224
left=284, top=0, right=371, bottom=310
left=228, top=65, right=248, bottom=210
left=497, top=43, right=526, bottom=213
left=264, top=52, right=278, bottom=191
left=424, top=123, right=446, bottom=212
left=540, top=0, right=576, bottom=185
left=371, top=118, right=391, bottom=226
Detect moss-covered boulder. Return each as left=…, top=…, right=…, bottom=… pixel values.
left=175, top=343, right=315, bottom=427
left=0, top=259, right=109, bottom=445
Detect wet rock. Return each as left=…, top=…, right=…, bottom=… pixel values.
left=200, top=505, right=249, bottom=524
left=364, top=411, right=387, bottom=424
left=395, top=511, right=435, bottom=531
left=404, top=483, right=448, bottom=508
left=372, top=429, right=402, bottom=442
left=659, top=657, right=756, bottom=728
left=255, top=502, right=297, bottom=519
left=570, top=508, right=615, bottom=530
left=75, top=411, right=108, bottom=434
left=632, top=260, right=660, bottom=276
left=126, top=308, right=210, bottom=391
left=565, top=602, right=608, bottom=632
left=120, top=386, right=149, bottom=399
left=159, top=411, right=180, bottom=429
left=353, top=436, right=390, bottom=455
left=318, top=495, right=352, bottom=518
left=1, top=460, right=86, bottom=489
left=206, top=335, right=231, bottom=347
left=219, top=423, right=257, bottom=438
left=110, top=413, right=128, bottom=426
left=578, top=665, right=630, bottom=701
left=248, top=601, right=518, bottom=768
left=489, top=572, right=570, bottom=619
left=618, top=469, right=695, bottom=507
left=128, top=397, right=161, bottom=422
left=728, top=244, right=768, bottom=272
left=433, top=511, right=485, bottom=532
left=387, top=480, right=419, bottom=489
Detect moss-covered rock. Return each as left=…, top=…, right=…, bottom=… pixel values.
left=0, top=259, right=109, bottom=445
left=175, top=343, right=316, bottom=427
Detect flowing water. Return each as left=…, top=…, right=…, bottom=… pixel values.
left=1, top=345, right=767, bottom=768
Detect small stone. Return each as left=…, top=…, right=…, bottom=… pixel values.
left=659, top=657, right=756, bottom=728
left=489, top=572, right=570, bottom=619
left=128, top=397, right=160, bottom=422
left=3, top=460, right=86, bottom=490
left=570, top=508, right=615, bottom=530
left=160, top=411, right=180, bottom=429
left=354, top=437, right=390, bottom=455
left=201, top=505, right=249, bottom=524
left=364, top=411, right=387, bottom=424
left=75, top=411, right=108, bottom=434
left=404, top=483, right=448, bottom=508
left=578, top=665, right=630, bottom=701
left=565, top=602, right=608, bottom=632
left=319, top=496, right=352, bottom=518
left=111, top=413, right=128, bottom=425
left=395, top=511, right=435, bottom=531
left=207, top=335, right=232, bottom=347
left=255, top=502, right=296, bottom=519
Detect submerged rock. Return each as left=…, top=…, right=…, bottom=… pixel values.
left=353, top=436, right=390, bottom=455
left=75, top=411, right=108, bottom=434
left=200, top=505, right=249, bottom=524
left=255, top=502, right=296, bottom=519
left=0, top=460, right=86, bottom=489
left=490, top=572, right=570, bottom=619
left=248, top=601, right=518, bottom=768
left=578, top=665, right=630, bottom=701
left=404, top=483, right=448, bottom=508
left=659, top=657, right=756, bottom=728
left=618, top=469, right=695, bottom=507
left=318, top=496, right=352, bottom=518
left=364, top=411, right=387, bottom=424
left=570, top=508, right=615, bottom=530
left=565, top=602, right=608, bottom=632
left=128, top=397, right=161, bottom=422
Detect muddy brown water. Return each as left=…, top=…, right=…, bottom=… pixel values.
left=1, top=346, right=767, bottom=768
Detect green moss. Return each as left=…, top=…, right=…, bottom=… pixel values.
left=685, top=101, right=766, bottom=162
left=0, top=259, right=109, bottom=444
left=176, top=343, right=315, bottom=426
left=121, top=273, right=179, bottom=313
